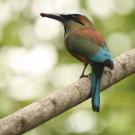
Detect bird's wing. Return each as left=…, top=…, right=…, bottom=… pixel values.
left=65, top=29, right=113, bottom=63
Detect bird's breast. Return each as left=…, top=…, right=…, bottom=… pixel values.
left=64, top=33, right=91, bottom=64
left=64, top=33, right=79, bottom=53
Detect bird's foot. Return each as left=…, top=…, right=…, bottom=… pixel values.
left=79, top=74, right=89, bottom=79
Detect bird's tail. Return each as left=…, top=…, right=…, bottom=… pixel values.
left=91, top=64, right=104, bottom=112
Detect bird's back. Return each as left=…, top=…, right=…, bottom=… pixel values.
left=64, top=28, right=113, bottom=65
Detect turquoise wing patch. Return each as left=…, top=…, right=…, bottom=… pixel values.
left=90, top=47, right=113, bottom=63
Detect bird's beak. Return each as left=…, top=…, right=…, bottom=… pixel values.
left=40, top=13, right=65, bottom=23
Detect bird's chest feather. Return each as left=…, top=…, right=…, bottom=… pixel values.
left=64, top=34, right=91, bottom=64
left=64, top=32, right=98, bottom=55
left=64, top=33, right=85, bottom=51
left=64, top=34, right=74, bottom=51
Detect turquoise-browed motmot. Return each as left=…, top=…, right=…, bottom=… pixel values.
left=40, top=13, right=114, bottom=112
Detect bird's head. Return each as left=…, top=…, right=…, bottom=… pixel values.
left=40, top=13, right=93, bottom=33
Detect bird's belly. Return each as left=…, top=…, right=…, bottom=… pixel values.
left=64, top=35, right=92, bottom=64
left=67, top=48, right=91, bottom=64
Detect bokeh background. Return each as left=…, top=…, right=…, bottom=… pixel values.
left=0, top=0, right=135, bottom=135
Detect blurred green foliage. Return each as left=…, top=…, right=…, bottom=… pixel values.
left=0, top=0, right=135, bottom=135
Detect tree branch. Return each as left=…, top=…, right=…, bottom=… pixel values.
left=0, top=49, right=135, bottom=135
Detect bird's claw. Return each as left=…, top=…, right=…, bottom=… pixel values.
left=79, top=74, right=89, bottom=79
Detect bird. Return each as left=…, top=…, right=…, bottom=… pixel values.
left=40, top=13, right=114, bottom=112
